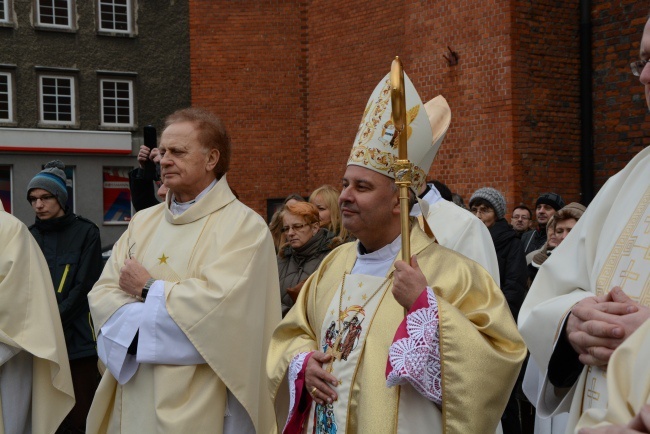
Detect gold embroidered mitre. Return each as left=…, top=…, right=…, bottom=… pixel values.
left=348, top=72, right=451, bottom=193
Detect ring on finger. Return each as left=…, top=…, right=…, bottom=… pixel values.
left=310, top=386, right=317, bottom=396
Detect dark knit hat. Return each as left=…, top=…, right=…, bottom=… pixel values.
left=469, top=187, right=506, bottom=220
left=27, top=160, right=68, bottom=210
left=536, top=192, right=565, bottom=211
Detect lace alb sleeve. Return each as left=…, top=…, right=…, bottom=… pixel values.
left=386, top=287, right=442, bottom=406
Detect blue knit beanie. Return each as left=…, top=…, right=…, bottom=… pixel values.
left=27, top=160, right=68, bottom=210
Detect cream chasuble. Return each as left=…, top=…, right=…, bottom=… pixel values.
left=519, top=146, right=650, bottom=434
left=268, top=221, right=526, bottom=433
left=88, top=176, right=280, bottom=434
left=0, top=208, right=74, bottom=434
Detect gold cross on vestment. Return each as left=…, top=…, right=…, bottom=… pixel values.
left=586, top=377, right=601, bottom=406
left=619, top=260, right=639, bottom=289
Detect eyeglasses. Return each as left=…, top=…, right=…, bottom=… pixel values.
left=470, top=206, right=494, bottom=215
left=512, top=215, right=530, bottom=221
left=281, top=223, right=310, bottom=233
left=631, top=59, right=649, bottom=77
left=28, top=194, right=56, bottom=204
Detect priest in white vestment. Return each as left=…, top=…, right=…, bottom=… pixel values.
left=519, top=17, right=650, bottom=434
left=267, top=71, right=526, bottom=433
left=87, top=108, right=281, bottom=434
left=0, top=202, right=75, bottom=434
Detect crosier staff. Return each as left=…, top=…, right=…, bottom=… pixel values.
left=390, top=56, right=412, bottom=262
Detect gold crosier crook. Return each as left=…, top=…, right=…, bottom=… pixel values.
left=390, top=57, right=412, bottom=262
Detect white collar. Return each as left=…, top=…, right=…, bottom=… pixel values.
left=351, top=235, right=402, bottom=277
left=170, top=178, right=218, bottom=216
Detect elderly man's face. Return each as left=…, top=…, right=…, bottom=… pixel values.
left=339, top=165, right=400, bottom=251
left=640, top=19, right=650, bottom=110
left=159, top=121, right=219, bottom=202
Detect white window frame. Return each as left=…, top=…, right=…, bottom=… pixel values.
left=35, top=0, right=74, bottom=30
left=0, top=72, right=14, bottom=123
left=97, top=0, right=133, bottom=35
left=39, top=74, right=77, bottom=126
left=99, top=77, right=135, bottom=128
left=0, top=0, right=12, bottom=25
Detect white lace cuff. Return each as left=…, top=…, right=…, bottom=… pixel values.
left=386, top=287, right=442, bottom=406
left=286, top=351, right=311, bottom=430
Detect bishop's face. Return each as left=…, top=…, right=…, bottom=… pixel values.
left=339, top=165, right=400, bottom=252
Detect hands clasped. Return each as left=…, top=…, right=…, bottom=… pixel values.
left=567, top=287, right=650, bottom=367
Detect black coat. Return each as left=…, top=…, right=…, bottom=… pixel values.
left=30, top=212, right=103, bottom=359
left=488, top=219, right=528, bottom=322
left=521, top=226, right=547, bottom=254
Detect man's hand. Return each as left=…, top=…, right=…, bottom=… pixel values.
left=567, top=287, right=650, bottom=366
left=137, top=145, right=152, bottom=168
left=119, top=258, right=151, bottom=298
left=578, top=404, right=650, bottom=434
left=150, top=147, right=161, bottom=165
left=305, top=352, right=338, bottom=405
left=392, top=255, right=428, bottom=310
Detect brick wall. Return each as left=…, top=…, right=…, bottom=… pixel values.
left=189, top=1, right=649, bottom=220
left=189, top=1, right=308, bottom=216
left=592, top=1, right=649, bottom=189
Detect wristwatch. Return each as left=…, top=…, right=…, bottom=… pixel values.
left=141, top=278, right=155, bottom=301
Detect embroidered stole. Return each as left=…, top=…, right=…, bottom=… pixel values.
left=583, top=187, right=650, bottom=413
left=305, top=273, right=389, bottom=434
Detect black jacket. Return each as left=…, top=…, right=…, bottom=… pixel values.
left=488, top=219, right=528, bottom=322
left=521, top=226, right=547, bottom=254
left=29, top=212, right=103, bottom=360
left=129, top=167, right=161, bottom=212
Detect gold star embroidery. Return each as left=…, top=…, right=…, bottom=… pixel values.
left=338, top=379, right=343, bottom=385
left=331, top=310, right=334, bottom=316
left=362, top=294, right=367, bottom=301
left=358, top=282, right=363, bottom=288
left=348, top=296, right=351, bottom=301
left=158, top=254, right=169, bottom=264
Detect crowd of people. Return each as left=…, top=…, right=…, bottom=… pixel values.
left=0, top=12, right=648, bottom=434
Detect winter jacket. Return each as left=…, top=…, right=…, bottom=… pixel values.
left=29, top=212, right=103, bottom=360
left=277, top=228, right=341, bottom=317
left=488, top=219, right=528, bottom=322
left=521, top=226, right=547, bottom=255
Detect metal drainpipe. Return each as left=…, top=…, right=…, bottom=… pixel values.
left=580, top=0, right=594, bottom=205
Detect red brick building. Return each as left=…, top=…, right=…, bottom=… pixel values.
left=189, top=1, right=649, bottom=220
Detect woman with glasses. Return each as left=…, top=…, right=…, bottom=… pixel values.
left=277, top=202, right=342, bottom=317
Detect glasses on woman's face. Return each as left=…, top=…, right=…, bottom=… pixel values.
left=281, top=223, right=310, bottom=233
left=470, top=205, right=494, bottom=216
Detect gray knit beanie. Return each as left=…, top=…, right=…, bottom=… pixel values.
left=469, top=187, right=506, bottom=220
left=27, top=160, right=68, bottom=210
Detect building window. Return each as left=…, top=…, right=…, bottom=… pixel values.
left=39, top=75, right=77, bottom=125
left=36, top=0, right=74, bottom=30
left=0, top=0, right=12, bottom=25
left=0, top=165, right=12, bottom=213
left=98, top=0, right=132, bottom=34
left=103, top=167, right=132, bottom=224
left=100, top=78, right=134, bottom=127
left=0, top=72, right=13, bottom=123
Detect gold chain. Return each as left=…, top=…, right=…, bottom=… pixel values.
left=337, top=271, right=393, bottom=330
